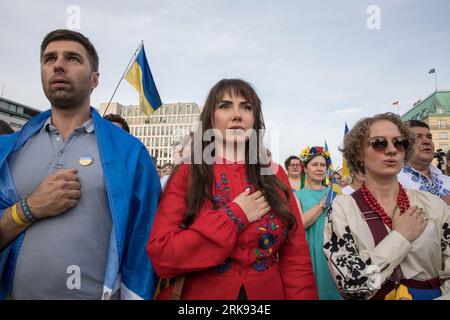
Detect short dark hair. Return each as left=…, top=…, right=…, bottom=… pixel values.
left=40, top=29, right=99, bottom=72
left=104, top=114, right=130, bottom=133
left=404, top=119, right=430, bottom=130
left=161, top=162, right=174, bottom=170
left=284, top=155, right=301, bottom=170
left=0, top=119, right=14, bottom=135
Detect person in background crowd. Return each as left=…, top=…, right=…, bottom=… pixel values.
left=147, top=79, right=317, bottom=300
left=329, top=170, right=347, bottom=189
left=341, top=170, right=365, bottom=195
left=156, top=165, right=161, bottom=177
left=160, top=163, right=174, bottom=178
left=398, top=120, right=450, bottom=205
left=329, top=170, right=342, bottom=185
left=172, top=133, right=194, bottom=166
left=285, top=156, right=303, bottom=191
left=295, top=146, right=341, bottom=300
left=446, top=150, right=450, bottom=176
left=324, top=112, right=450, bottom=300
left=0, top=120, right=14, bottom=135
left=104, top=114, right=130, bottom=133
left=160, top=162, right=174, bottom=190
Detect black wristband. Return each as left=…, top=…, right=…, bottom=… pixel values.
left=19, top=199, right=37, bottom=223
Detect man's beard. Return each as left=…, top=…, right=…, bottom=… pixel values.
left=44, top=83, right=90, bottom=110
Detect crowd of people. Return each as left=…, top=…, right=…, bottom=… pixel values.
left=0, top=29, right=449, bottom=300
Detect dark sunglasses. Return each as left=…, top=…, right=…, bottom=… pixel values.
left=368, top=137, right=409, bottom=153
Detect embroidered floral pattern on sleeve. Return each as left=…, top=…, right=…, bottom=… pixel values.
left=212, top=171, right=287, bottom=274
left=442, top=222, right=450, bottom=252
left=324, top=224, right=374, bottom=299
left=214, top=173, right=245, bottom=232
left=252, top=213, right=284, bottom=272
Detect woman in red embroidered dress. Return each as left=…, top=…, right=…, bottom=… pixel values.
left=147, top=79, right=318, bottom=300
left=323, top=113, right=450, bottom=300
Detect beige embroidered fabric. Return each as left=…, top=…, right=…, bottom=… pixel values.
left=323, top=189, right=450, bottom=300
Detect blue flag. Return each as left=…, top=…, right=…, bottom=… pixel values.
left=324, top=176, right=342, bottom=207
left=342, top=123, right=350, bottom=179
left=324, top=140, right=333, bottom=184
left=125, top=46, right=162, bottom=115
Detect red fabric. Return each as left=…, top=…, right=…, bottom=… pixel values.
left=147, top=162, right=318, bottom=300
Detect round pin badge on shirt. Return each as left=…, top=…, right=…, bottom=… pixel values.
left=79, top=155, right=94, bottom=166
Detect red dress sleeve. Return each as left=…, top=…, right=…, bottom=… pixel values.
left=274, top=165, right=318, bottom=299
left=146, top=164, right=250, bottom=279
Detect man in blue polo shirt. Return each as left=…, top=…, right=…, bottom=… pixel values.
left=0, top=29, right=161, bottom=299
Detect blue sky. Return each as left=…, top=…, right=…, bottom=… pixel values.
left=1, top=0, right=449, bottom=165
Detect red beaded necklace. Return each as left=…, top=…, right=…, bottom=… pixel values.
left=361, top=182, right=410, bottom=229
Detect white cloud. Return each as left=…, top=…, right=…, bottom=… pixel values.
left=333, top=107, right=363, bottom=114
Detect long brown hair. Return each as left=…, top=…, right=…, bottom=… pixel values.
left=180, top=79, right=297, bottom=234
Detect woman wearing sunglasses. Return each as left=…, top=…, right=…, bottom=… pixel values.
left=323, top=112, right=450, bottom=300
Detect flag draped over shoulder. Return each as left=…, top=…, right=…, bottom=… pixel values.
left=342, top=123, right=350, bottom=179
left=125, top=46, right=162, bottom=115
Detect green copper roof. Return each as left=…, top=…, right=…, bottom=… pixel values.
left=401, top=90, right=450, bottom=121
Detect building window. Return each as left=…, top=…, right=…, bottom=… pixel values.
left=439, top=145, right=448, bottom=152
left=438, top=120, right=447, bottom=128
left=439, top=132, right=448, bottom=140
left=0, top=100, right=8, bottom=110
left=10, top=122, right=22, bottom=130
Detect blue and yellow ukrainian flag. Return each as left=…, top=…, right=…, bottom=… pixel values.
left=324, top=176, right=342, bottom=207
left=342, top=123, right=350, bottom=180
left=324, top=140, right=333, bottom=185
left=125, top=46, right=162, bottom=115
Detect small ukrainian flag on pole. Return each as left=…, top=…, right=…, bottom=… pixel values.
left=125, top=45, right=162, bottom=115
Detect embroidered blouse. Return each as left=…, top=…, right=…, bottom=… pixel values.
left=147, top=162, right=318, bottom=300
left=323, top=189, right=450, bottom=300
left=398, top=164, right=450, bottom=199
